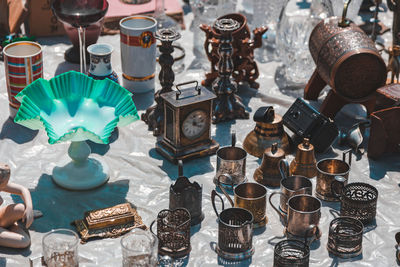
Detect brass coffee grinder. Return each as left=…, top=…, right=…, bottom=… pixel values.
left=254, top=143, right=286, bottom=187
left=243, top=106, right=291, bottom=158
left=289, top=138, right=317, bottom=178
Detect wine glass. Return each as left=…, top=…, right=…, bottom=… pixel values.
left=52, top=0, right=109, bottom=74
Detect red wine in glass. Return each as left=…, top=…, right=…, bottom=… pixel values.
left=52, top=0, right=109, bottom=73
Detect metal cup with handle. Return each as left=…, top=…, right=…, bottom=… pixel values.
left=269, top=159, right=313, bottom=214
left=211, top=189, right=254, bottom=260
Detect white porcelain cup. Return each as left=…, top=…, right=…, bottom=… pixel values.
left=120, top=15, right=157, bottom=94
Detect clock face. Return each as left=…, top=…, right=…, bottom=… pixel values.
left=181, top=110, right=208, bottom=140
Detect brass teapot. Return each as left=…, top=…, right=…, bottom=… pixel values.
left=254, top=143, right=286, bottom=187
left=289, top=138, right=317, bottom=178
left=243, top=106, right=291, bottom=158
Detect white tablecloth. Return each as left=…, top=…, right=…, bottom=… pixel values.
left=0, top=1, right=400, bottom=266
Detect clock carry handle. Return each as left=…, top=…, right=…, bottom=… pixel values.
left=175, top=81, right=200, bottom=100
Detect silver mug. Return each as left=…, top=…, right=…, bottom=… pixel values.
left=214, top=132, right=247, bottom=188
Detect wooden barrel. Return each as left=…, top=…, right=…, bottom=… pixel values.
left=309, top=17, right=387, bottom=100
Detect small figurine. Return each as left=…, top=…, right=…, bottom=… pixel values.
left=388, top=45, right=400, bottom=83
left=0, top=163, right=33, bottom=248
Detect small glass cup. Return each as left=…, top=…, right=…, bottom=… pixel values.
left=42, top=229, right=79, bottom=267
left=121, top=229, right=158, bottom=267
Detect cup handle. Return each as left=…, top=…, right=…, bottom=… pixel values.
left=304, top=224, right=320, bottom=245
left=269, top=191, right=287, bottom=224
left=231, top=131, right=236, bottom=147
left=217, top=174, right=234, bottom=207
left=343, top=149, right=352, bottom=166
left=150, top=220, right=156, bottom=236
left=279, top=159, right=289, bottom=180
left=331, top=175, right=346, bottom=199
left=211, top=190, right=225, bottom=217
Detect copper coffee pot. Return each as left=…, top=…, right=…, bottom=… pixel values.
left=289, top=138, right=317, bottom=178
left=243, top=106, right=291, bottom=158
left=254, top=143, right=286, bottom=187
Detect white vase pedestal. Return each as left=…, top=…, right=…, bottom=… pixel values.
left=52, top=141, right=110, bottom=190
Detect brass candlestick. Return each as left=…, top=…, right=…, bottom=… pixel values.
left=141, top=28, right=181, bottom=136
left=212, top=18, right=249, bottom=124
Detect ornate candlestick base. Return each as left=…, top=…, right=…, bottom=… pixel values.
left=53, top=141, right=110, bottom=190
left=141, top=28, right=181, bottom=136
left=212, top=19, right=249, bottom=124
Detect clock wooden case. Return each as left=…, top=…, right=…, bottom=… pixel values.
left=156, top=81, right=219, bottom=162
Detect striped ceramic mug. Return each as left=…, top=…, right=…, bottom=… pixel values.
left=3, top=41, right=43, bottom=118
left=120, top=15, right=157, bottom=94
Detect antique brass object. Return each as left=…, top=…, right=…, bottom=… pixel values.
left=254, top=143, right=286, bottom=187
left=150, top=208, right=191, bottom=258
left=271, top=194, right=322, bottom=241
left=289, top=138, right=317, bottom=178
left=274, top=239, right=310, bottom=267
left=243, top=106, right=291, bottom=158
left=216, top=175, right=268, bottom=228
left=200, top=13, right=267, bottom=89
left=211, top=190, right=254, bottom=260
left=73, top=203, right=146, bottom=243
left=315, top=151, right=352, bottom=201
left=270, top=161, right=313, bottom=214
left=156, top=81, right=219, bottom=163
left=304, top=2, right=386, bottom=118
left=169, top=161, right=204, bottom=226
left=332, top=179, right=378, bottom=225
left=327, top=216, right=364, bottom=258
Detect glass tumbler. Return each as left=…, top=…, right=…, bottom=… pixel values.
left=42, top=229, right=79, bottom=267
left=121, top=228, right=158, bottom=267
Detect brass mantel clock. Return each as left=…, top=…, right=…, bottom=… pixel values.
left=156, top=81, right=219, bottom=162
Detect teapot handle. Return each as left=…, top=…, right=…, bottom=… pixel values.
left=269, top=191, right=287, bottom=225
left=211, top=190, right=225, bottom=218
left=331, top=176, right=347, bottom=200
left=279, top=159, right=289, bottom=180
left=217, top=174, right=235, bottom=207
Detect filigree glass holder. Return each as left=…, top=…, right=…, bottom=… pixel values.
left=14, top=71, right=139, bottom=190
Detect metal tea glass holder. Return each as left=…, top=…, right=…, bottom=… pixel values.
left=169, top=161, right=204, bottom=226
left=327, top=216, right=364, bottom=258
left=273, top=239, right=310, bottom=267
left=331, top=179, right=378, bottom=225
left=150, top=208, right=191, bottom=258
left=211, top=190, right=254, bottom=260
left=214, top=132, right=247, bottom=190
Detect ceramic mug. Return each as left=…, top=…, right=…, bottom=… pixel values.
left=119, top=15, right=157, bottom=93
left=3, top=41, right=43, bottom=118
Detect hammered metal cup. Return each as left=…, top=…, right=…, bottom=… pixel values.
left=327, top=216, right=364, bottom=258
left=150, top=208, right=191, bottom=258
left=316, top=151, right=351, bottom=201
left=216, top=174, right=268, bottom=228
left=271, top=194, right=321, bottom=240
left=214, top=132, right=247, bottom=188
left=273, top=239, right=310, bottom=267
left=331, top=178, right=378, bottom=225
left=211, top=190, right=254, bottom=260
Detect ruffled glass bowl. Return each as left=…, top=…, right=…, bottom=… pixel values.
left=14, top=71, right=139, bottom=190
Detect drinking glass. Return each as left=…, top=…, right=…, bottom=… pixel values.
left=276, top=2, right=317, bottom=88
left=42, top=229, right=79, bottom=267
left=121, top=229, right=158, bottom=267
